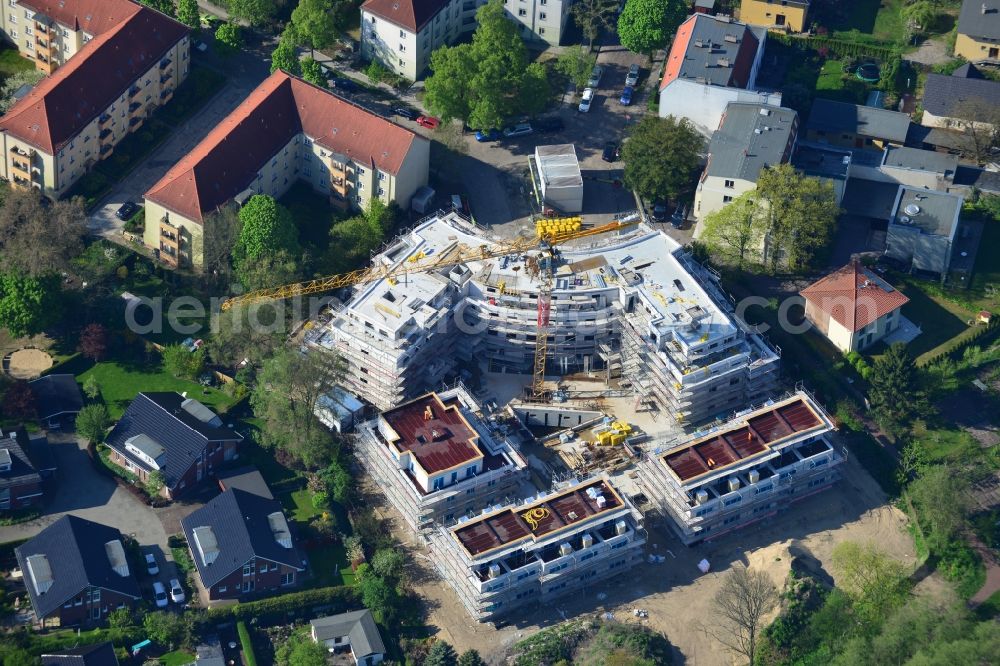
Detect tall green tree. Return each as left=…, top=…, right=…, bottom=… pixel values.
left=291, top=0, right=338, bottom=57
left=571, top=0, right=619, bottom=50
left=162, top=344, right=205, bottom=380
left=139, top=0, right=176, bottom=17
left=0, top=271, right=60, bottom=338
left=275, top=635, right=329, bottom=666
left=228, top=0, right=275, bottom=27
left=76, top=404, right=111, bottom=444
left=700, top=191, right=765, bottom=269
left=0, top=189, right=86, bottom=277
left=0, top=69, right=44, bottom=113
left=424, top=641, right=459, bottom=666
left=621, top=115, right=703, bottom=203
left=907, top=464, right=970, bottom=551
left=556, top=46, right=597, bottom=91
left=143, top=611, right=193, bottom=650
left=867, top=342, right=923, bottom=438
left=754, top=164, right=839, bottom=271
left=617, top=0, right=687, bottom=54
left=215, top=22, right=244, bottom=55
left=300, top=57, right=327, bottom=88
left=831, top=541, right=910, bottom=627
left=236, top=195, right=300, bottom=262
left=271, top=30, right=302, bottom=74
left=457, top=650, right=487, bottom=666
left=176, top=0, right=200, bottom=28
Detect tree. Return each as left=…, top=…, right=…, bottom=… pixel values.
left=300, top=57, right=327, bottom=88
left=76, top=404, right=110, bottom=444
left=949, top=98, right=1000, bottom=164
left=0, top=271, right=61, bottom=338
left=754, top=164, right=839, bottom=271
left=371, top=548, right=406, bottom=586
left=700, top=191, right=766, bottom=269
left=356, top=565, right=401, bottom=624
left=139, top=0, right=175, bottom=17
left=200, top=204, right=242, bottom=286
left=0, top=189, right=87, bottom=277
left=145, top=470, right=166, bottom=497
left=162, top=344, right=205, bottom=380
left=107, top=607, right=135, bottom=629
left=424, top=45, right=476, bottom=123
left=706, top=565, right=776, bottom=666
left=176, top=0, right=200, bottom=28
left=556, top=46, right=597, bottom=91
left=251, top=347, right=343, bottom=466
left=207, top=305, right=284, bottom=368
left=275, top=634, right=331, bottom=666
left=571, top=0, right=618, bottom=50
left=831, top=541, right=910, bottom=626
left=520, top=62, right=551, bottom=117
left=907, top=464, right=970, bottom=550
left=424, top=641, right=459, bottom=666
left=228, top=0, right=275, bottom=27
left=215, top=22, right=244, bottom=55
left=1, top=380, right=36, bottom=421
left=622, top=115, right=703, bottom=203
left=324, top=209, right=386, bottom=274
left=0, top=68, right=44, bottom=113
left=458, top=650, right=487, bottom=666
left=82, top=375, right=101, bottom=400
left=143, top=611, right=193, bottom=650
left=291, top=0, right=338, bottom=57
left=235, top=249, right=302, bottom=292
left=617, top=0, right=687, bottom=54
left=868, top=343, right=923, bottom=438
left=270, top=30, right=301, bottom=75
left=236, top=195, right=300, bottom=262
left=79, top=323, right=109, bottom=361
left=902, top=0, right=939, bottom=36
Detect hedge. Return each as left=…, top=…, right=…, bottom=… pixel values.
left=237, top=620, right=259, bottom=666
left=921, top=319, right=1000, bottom=367
left=7, top=626, right=144, bottom=654
left=768, top=32, right=898, bottom=60
left=203, top=586, right=359, bottom=624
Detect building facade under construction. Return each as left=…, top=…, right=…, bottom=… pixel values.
left=310, top=211, right=780, bottom=425
left=351, top=384, right=529, bottom=532
left=426, top=476, right=646, bottom=621
left=636, top=390, right=842, bottom=545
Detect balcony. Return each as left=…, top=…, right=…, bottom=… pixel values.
left=9, top=146, right=35, bottom=158
left=35, top=37, right=50, bottom=55
left=9, top=160, right=33, bottom=184
left=128, top=86, right=141, bottom=98
left=159, top=88, right=173, bottom=102
left=98, top=113, right=112, bottom=126
left=100, top=143, right=113, bottom=155
left=160, top=72, right=172, bottom=85
left=99, top=128, right=112, bottom=141
left=159, top=58, right=172, bottom=70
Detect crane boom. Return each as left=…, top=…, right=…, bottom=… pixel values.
left=220, top=219, right=638, bottom=310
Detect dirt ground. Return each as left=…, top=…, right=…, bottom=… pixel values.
left=386, top=445, right=916, bottom=665
left=6, top=347, right=53, bottom=379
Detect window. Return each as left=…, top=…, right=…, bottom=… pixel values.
left=243, top=564, right=254, bottom=576
left=357, top=181, right=364, bottom=190
left=722, top=195, right=733, bottom=203
left=219, top=585, right=227, bottom=593
left=281, top=572, right=295, bottom=585
left=518, top=8, right=526, bottom=15
left=399, top=43, right=406, bottom=52
left=539, top=27, right=545, bottom=34
left=400, top=29, right=406, bottom=37
left=724, top=179, right=735, bottom=188
left=377, top=187, right=385, bottom=196
left=433, top=477, right=445, bottom=490
left=540, top=12, right=546, bottom=19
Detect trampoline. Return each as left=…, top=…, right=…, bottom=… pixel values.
left=856, top=62, right=880, bottom=82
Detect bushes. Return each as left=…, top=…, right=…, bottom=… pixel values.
left=937, top=540, right=986, bottom=599
left=237, top=621, right=259, bottom=666
left=844, top=351, right=872, bottom=381
left=203, top=586, right=358, bottom=625
left=769, top=31, right=898, bottom=60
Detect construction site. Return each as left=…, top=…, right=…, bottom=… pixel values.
left=224, top=209, right=854, bottom=623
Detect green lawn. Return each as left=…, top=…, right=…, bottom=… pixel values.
left=969, top=220, right=1000, bottom=310
left=283, top=488, right=323, bottom=523
left=895, top=281, right=974, bottom=363
left=159, top=650, right=196, bottom=666
left=0, top=46, right=33, bottom=79
left=814, top=59, right=872, bottom=105
left=79, top=360, right=234, bottom=419
left=306, top=542, right=354, bottom=587
left=871, top=0, right=908, bottom=44
left=914, top=427, right=980, bottom=465
left=813, top=0, right=882, bottom=33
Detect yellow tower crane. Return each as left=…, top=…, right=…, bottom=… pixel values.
left=221, top=219, right=638, bottom=398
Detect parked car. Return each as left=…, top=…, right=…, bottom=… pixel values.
left=587, top=65, right=604, bottom=88
left=671, top=204, right=687, bottom=228
left=651, top=201, right=668, bottom=222
left=416, top=115, right=440, bottom=129
left=602, top=142, right=619, bottom=162
left=169, top=578, right=185, bottom=604
left=534, top=116, right=565, bottom=133
left=144, top=553, right=159, bottom=576
left=475, top=128, right=503, bottom=142
left=579, top=88, right=595, bottom=113
left=503, top=123, right=533, bottom=138
left=619, top=86, right=634, bottom=106
left=152, top=581, right=168, bottom=608
left=626, top=63, right=640, bottom=87
left=395, top=106, right=420, bottom=121
left=115, top=202, right=138, bottom=221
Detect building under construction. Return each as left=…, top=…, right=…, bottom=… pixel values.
left=636, top=390, right=842, bottom=545
left=426, top=476, right=646, bottom=621
left=351, top=383, right=529, bottom=532
left=310, top=210, right=780, bottom=424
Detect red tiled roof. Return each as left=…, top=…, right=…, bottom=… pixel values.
left=20, top=0, right=140, bottom=35
left=382, top=393, right=482, bottom=475
left=663, top=396, right=825, bottom=482
left=144, top=70, right=421, bottom=223
left=800, top=262, right=909, bottom=333
left=361, top=0, right=448, bottom=32
left=660, top=14, right=760, bottom=91
left=0, top=4, right=188, bottom=154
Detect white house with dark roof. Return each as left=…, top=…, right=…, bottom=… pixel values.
left=955, top=0, right=1000, bottom=62
left=921, top=64, right=1000, bottom=132
left=311, top=609, right=386, bottom=665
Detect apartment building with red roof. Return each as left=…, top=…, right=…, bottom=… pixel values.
left=657, top=13, right=779, bottom=136
left=0, top=0, right=190, bottom=197
left=143, top=70, right=429, bottom=269
left=800, top=262, right=910, bottom=353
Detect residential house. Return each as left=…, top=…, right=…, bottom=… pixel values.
left=739, top=0, right=810, bottom=32
left=954, top=0, right=1000, bottom=62
left=800, top=262, right=910, bottom=353
left=181, top=488, right=305, bottom=601
left=0, top=425, right=54, bottom=511
left=791, top=142, right=852, bottom=205
left=41, top=642, right=120, bottom=666
left=29, top=374, right=83, bottom=427
left=310, top=610, right=386, bottom=665
left=921, top=64, right=1000, bottom=132
left=143, top=70, right=429, bottom=269
left=353, top=385, right=530, bottom=532
left=804, top=99, right=910, bottom=150
left=0, top=2, right=190, bottom=197
left=217, top=466, right=273, bottom=499
left=885, top=186, right=964, bottom=278
left=427, top=476, right=646, bottom=621
left=104, top=392, right=242, bottom=500
left=637, top=390, right=841, bottom=545
left=693, top=103, right=798, bottom=222
left=15, top=515, right=141, bottom=627
left=879, top=146, right=959, bottom=190
left=361, top=0, right=570, bottom=80
left=658, top=14, right=779, bottom=136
